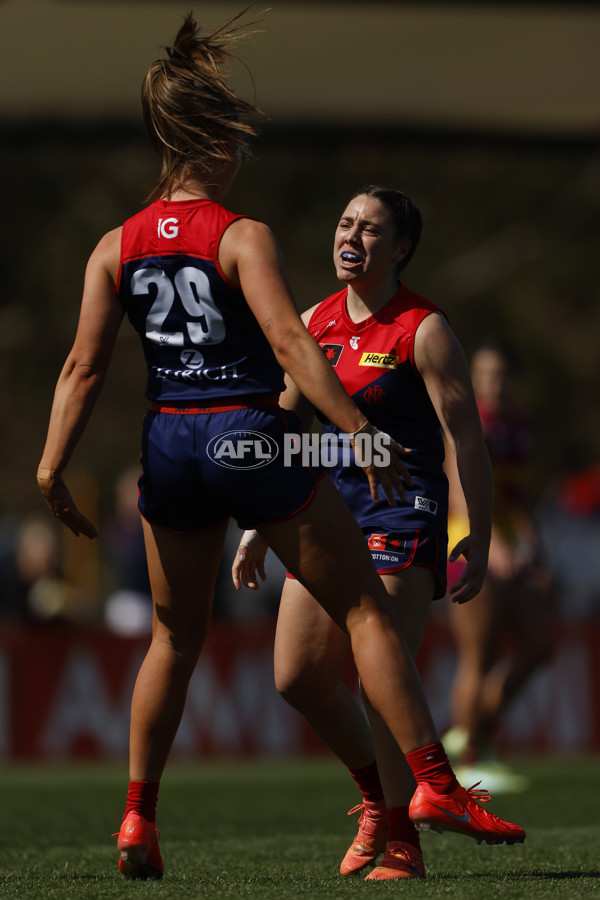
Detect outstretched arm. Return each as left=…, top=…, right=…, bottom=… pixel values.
left=415, top=312, right=493, bottom=604
left=220, top=218, right=411, bottom=505
left=37, top=228, right=124, bottom=537
left=277, top=305, right=320, bottom=431
left=231, top=305, right=319, bottom=591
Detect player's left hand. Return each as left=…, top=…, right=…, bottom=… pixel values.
left=37, top=474, right=98, bottom=539
left=232, top=529, right=269, bottom=590
left=351, top=424, right=413, bottom=506
left=447, top=534, right=488, bottom=604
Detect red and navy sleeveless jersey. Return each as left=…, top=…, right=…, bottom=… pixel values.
left=116, top=199, right=285, bottom=402
left=308, top=284, right=449, bottom=533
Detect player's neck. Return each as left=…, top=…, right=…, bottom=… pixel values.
left=346, top=279, right=400, bottom=322
left=164, top=184, right=220, bottom=202
left=163, top=172, right=231, bottom=203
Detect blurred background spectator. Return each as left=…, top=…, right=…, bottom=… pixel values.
left=443, top=339, right=555, bottom=790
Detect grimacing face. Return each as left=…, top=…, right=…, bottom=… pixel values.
left=333, top=195, right=410, bottom=288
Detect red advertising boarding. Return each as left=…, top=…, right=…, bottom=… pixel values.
left=0, top=618, right=598, bottom=760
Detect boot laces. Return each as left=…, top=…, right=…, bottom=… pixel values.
left=464, top=781, right=507, bottom=823
left=347, top=802, right=385, bottom=838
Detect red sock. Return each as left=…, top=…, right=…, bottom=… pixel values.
left=387, top=806, right=421, bottom=852
left=348, top=761, right=384, bottom=804
left=123, top=780, right=160, bottom=822
left=405, top=743, right=459, bottom=795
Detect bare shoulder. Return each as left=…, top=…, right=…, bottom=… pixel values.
left=224, top=216, right=276, bottom=248
left=219, top=217, right=284, bottom=289
left=300, top=302, right=320, bottom=326
left=414, top=310, right=465, bottom=374
left=87, top=226, right=123, bottom=282
left=416, top=309, right=452, bottom=339
left=92, top=226, right=122, bottom=258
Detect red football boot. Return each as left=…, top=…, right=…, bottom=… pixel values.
left=116, top=811, right=163, bottom=879
left=409, top=781, right=526, bottom=845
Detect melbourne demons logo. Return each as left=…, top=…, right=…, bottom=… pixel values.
left=320, top=343, right=343, bottom=366
left=363, top=384, right=385, bottom=405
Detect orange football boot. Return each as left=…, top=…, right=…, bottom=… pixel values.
left=365, top=840, right=425, bottom=880
left=339, top=799, right=387, bottom=875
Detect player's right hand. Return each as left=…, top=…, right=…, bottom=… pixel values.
left=37, top=476, right=98, bottom=539
left=232, top=529, right=269, bottom=591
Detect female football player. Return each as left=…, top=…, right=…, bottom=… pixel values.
left=234, top=185, right=526, bottom=880
left=36, top=13, right=524, bottom=880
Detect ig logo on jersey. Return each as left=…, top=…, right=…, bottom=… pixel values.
left=207, top=430, right=279, bottom=469
left=157, top=217, right=179, bottom=239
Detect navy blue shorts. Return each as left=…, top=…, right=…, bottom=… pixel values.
left=364, top=528, right=448, bottom=599
left=138, top=401, right=322, bottom=532
left=286, top=527, right=447, bottom=600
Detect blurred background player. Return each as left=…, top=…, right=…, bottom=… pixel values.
left=444, top=338, right=555, bottom=791
left=37, top=14, right=524, bottom=882
left=234, top=186, right=525, bottom=881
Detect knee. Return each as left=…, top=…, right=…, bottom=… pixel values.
left=152, top=628, right=205, bottom=675
left=275, top=664, right=327, bottom=712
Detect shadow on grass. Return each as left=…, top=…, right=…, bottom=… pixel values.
left=0, top=868, right=598, bottom=891
left=429, top=870, right=600, bottom=882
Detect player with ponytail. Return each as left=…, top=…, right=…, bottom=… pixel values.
left=38, top=12, right=524, bottom=881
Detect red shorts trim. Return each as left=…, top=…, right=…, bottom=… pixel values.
left=150, top=393, right=280, bottom=414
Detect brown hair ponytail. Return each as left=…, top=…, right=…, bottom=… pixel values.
left=142, top=9, right=263, bottom=201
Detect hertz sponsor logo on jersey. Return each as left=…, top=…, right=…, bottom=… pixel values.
left=359, top=351, right=398, bottom=369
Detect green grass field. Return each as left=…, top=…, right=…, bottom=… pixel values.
left=0, top=757, right=598, bottom=899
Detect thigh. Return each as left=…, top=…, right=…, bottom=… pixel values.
left=261, top=476, right=386, bottom=633
left=274, top=576, right=350, bottom=691
left=142, top=517, right=229, bottom=652
left=381, top=566, right=436, bottom=657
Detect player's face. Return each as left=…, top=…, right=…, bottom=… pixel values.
left=333, top=196, right=410, bottom=288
